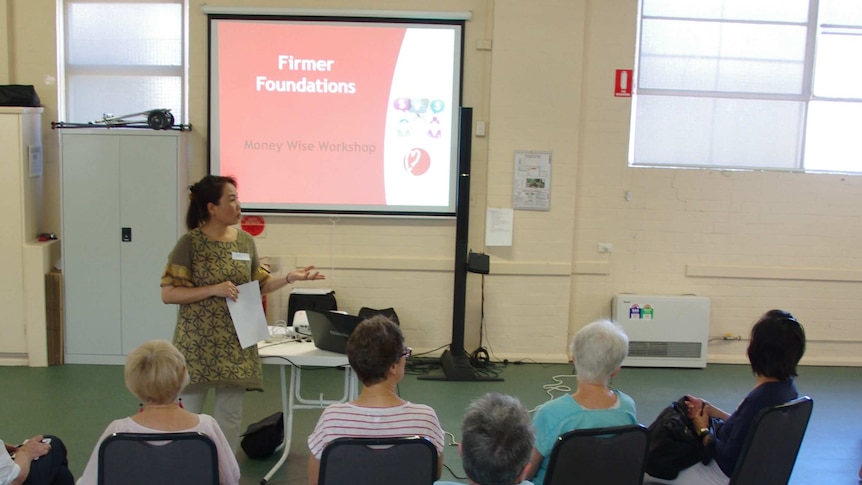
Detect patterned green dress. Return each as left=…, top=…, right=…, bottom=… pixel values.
left=160, top=228, right=271, bottom=389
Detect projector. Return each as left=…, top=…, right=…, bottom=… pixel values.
left=292, top=310, right=312, bottom=341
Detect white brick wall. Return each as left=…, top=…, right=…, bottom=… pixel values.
left=11, top=0, right=862, bottom=365
left=238, top=0, right=862, bottom=366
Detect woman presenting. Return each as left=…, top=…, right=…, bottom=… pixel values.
left=161, top=175, right=324, bottom=452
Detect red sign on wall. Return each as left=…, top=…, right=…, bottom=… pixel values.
left=241, top=215, right=266, bottom=236
left=615, top=69, right=633, bottom=97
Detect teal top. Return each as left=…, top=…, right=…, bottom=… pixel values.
left=531, top=390, right=637, bottom=485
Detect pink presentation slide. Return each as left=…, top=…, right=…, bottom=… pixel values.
left=216, top=22, right=455, bottom=208
left=218, top=23, right=404, bottom=204
left=218, top=23, right=400, bottom=205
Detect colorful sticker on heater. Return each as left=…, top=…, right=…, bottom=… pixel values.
left=641, top=304, right=654, bottom=319
left=628, top=304, right=654, bottom=319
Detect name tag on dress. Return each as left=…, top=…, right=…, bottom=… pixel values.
left=232, top=252, right=251, bottom=261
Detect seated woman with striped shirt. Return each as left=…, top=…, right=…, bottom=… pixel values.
left=306, top=315, right=445, bottom=485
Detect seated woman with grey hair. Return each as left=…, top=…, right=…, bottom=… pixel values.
left=524, top=319, right=638, bottom=485
left=436, top=392, right=535, bottom=485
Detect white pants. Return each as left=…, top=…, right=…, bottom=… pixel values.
left=181, top=385, right=245, bottom=453
left=644, top=460, right=729, bottom=485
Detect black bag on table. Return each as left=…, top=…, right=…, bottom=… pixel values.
left=240, top=411, right=284, bottom=459
left=358, top=306, right=400, bottom=325
left=0, top=85, right=40, bottom=107
left=287, top=291, right=337, bottom=326
left=645, top=396, right=713, bottom=479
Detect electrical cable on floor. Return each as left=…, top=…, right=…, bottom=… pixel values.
left=413, top=344, right=450, bottom=357
left=543, top=374, right=577, bottom=397
left=404, top=357, right=442, bottom=376
left=404, top=344, right=449, bottom=375
left=478, top=275, right=501, bottom=361
left=461, top=348, right=504, bottom=379
left=478, top=273, right=485, bottom=349
left=442, top=464, right=467, bottom=481
left=526, top=373, right=579, bottom=413
left=472, top=274, right=506, bottom=369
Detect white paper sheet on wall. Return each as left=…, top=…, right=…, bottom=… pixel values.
left=486, top=208, right=513, bottom=246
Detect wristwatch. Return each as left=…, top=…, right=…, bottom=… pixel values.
left=697, top=427, right=710, bottom=438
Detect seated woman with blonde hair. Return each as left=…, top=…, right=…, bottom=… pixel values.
left=77, top=340, right=239, bottom=485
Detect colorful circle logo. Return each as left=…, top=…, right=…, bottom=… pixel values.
left=430, top=100, right=445, bottom=114
left=403, top=148, right=431, bottom=176
left=393, top=97, right=411, bottom=112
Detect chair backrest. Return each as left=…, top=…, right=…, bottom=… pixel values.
left=318, top=436, right=438, bottom=485
left=97, top=432, right=219, bottom=485
left=729, top=396, right=814, bottom=485
left=544, top=424, right=650, bottom=485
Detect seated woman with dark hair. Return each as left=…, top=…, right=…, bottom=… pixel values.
left=645, top=309, right=807, bottom=485
left=77, top=340, right=239, bottom=485
left=307, top=315, right=445, bottom=485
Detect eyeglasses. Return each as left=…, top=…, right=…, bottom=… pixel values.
left=400, top=347, right=413, bottom=359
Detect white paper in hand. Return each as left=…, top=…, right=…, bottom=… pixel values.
left=226, top=281, right=270, bottom=348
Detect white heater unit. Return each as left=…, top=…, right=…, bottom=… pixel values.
left=612, top=294, right=710, bottom=368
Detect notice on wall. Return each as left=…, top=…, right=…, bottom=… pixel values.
left=513, top=151, right=552, bottom=211
left=28, top=145, right=42, bottom=178
left=485, top=208, right=513, bottom=246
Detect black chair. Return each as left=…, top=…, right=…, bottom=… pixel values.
left=97, top=432, right=219, bottom=485
left=729, top=396, right=814, bottom=485
left=318, top=436, right=438, bottom=485
left=544, top=424, right=650, bottom=485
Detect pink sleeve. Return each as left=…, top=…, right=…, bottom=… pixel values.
left=307, top=408, right=332, bottom=459
left=199, top=415, right=240, bottom=485
left=77, top=420, right=125, bottom=485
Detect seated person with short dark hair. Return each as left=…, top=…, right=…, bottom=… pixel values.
left=645, top=309, right=806, bottom=485
left=435, top=392, right=535, bottom=485
left=307, top=315, right=445, bottom=485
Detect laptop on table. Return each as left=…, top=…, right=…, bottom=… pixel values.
left=305, top=310, right=363, bottom=354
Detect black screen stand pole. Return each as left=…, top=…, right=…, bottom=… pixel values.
left=420, top=107, right=502, bottom=382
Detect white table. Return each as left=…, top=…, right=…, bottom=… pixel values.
left=257, top=340, right=359, bottom=484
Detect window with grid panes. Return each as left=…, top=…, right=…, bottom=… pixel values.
left=630, top=0, right=862, bottom=173
left=61, top=0, right=185, bottom=125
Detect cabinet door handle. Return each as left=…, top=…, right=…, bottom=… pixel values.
left=122, top=227, right=132, bottom=242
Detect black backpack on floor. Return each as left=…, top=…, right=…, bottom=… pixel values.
left=240, top=412, right=284, bottom=459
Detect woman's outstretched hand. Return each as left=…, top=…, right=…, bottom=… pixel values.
left=288, top=265, right=326, bottom=283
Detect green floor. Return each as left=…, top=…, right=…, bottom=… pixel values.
left=1, top=360, right=860, bottom=484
